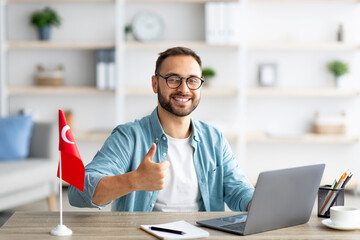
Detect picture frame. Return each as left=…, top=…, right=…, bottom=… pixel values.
left=258, top=63, right=277, bottom=87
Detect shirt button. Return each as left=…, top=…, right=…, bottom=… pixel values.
left=151, top=203, right=154, bottom=207
left=162, top=136, right=166, bottom=141
left=155, top=138, right=159, bottom=141
left=162, top=152, right=167, bottom=157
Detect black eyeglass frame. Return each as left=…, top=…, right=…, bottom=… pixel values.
left=155, top=73, right=205, bottom=90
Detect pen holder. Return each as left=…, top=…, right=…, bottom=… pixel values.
left=318, top=185, right=345, bottom=218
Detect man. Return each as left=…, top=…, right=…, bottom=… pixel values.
left=68, top=47, right=254, bottom=212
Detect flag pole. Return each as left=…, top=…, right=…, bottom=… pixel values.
left=50, top=154, right=73, bottom=236
left=52, top=109, right=85, bottom=236
left=59, top=152, right=63, bottom=225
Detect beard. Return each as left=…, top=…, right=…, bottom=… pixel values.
left=157, top=86, right=200, bottom=117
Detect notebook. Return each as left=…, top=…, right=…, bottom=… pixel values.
left=197, top=164, right=325, bottom=235
left=140, top=220, right=209, bottom=239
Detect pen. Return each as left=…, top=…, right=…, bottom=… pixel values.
left=149, top=226, right=186, bottom=235
left=341, top=173, right=353, bottom=188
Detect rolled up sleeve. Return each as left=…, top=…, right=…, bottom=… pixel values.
left=222, top=135, right=254, bottom=211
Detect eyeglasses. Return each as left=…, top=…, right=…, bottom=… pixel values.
left=155, top=73, right=204, bottom=90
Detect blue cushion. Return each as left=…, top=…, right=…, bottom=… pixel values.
left=0, top=115, right=34, bottom=160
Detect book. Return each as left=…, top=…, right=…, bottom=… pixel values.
left=96, top=49, right=116, bottom=90
left=205, top=2, right=240, bottom=45
left=107, top=50, right=116, bottom=90
left=140, top=220, right=209, bottom=240
left=96, top=50, right=107, bottom=90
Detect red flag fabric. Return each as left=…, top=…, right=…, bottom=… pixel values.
left=57, top=110, right=85, bottom=192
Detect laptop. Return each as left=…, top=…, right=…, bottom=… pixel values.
left=197, top=164, right=325, bottom=235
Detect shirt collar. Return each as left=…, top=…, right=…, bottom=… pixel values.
left=190, top=119, right=201, bottom=143
left=150, top=107, right=165, bottom=143
left=149, top=107, right=201, bottom=144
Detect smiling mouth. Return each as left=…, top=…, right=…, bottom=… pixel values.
left=174, top=97, right=190, bottom=102
left=172, top=95, right=192, bottom=103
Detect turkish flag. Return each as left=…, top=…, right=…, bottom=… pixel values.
left=57, top=110, right=85, bottom=192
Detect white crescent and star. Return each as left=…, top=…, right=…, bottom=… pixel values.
left=61, top=125, right=75, bottom=144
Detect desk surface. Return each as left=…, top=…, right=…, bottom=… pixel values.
left=0, top=211, right=359, bottom=239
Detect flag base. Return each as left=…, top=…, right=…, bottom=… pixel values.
left=50, top=224, right=73, bottom=236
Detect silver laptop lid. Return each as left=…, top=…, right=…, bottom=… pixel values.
left=244, top=164, right=325, bottom=235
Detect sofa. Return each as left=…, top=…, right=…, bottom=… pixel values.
left=0, top=122, right=59, bottom=211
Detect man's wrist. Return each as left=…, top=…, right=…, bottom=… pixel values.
left=126, top=170, right=139, bottom=192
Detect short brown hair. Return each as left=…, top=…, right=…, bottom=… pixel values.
left=155, top=47, right=202, bottom=74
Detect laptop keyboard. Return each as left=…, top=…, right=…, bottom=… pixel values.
left=221, top=222, right=246, bottom=231
left=221, top=214, right=247, bottom=223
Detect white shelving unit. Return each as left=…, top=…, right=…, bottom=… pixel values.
left=244, top=0, right=360, bottom=189
left=6, top=41, right=115, bottom=49
left=8, top=86, right=115, bottom=95
left=248, top=42, right=360, bottom=51
left=1, top=0, right=359, bottom=189
left=125, top=41, right=238, bottom=49
left=248, top=88, right=360, bottom=98
left=247, top=133, right=359, bottom=144
left=0, top=0, right=244, bottom=164
left=1, top=0, right=118, bottom=133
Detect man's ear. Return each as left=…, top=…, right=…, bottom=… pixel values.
left=152, top=75, right=158, bottom=94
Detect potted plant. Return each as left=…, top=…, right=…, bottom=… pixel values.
left=202, top=67, right=216, bottom=87
left=30, top=7, right=61, bottom=41
left=327, top=60, right=349, bottom=88
left=124, top=24, right=133, bottom=41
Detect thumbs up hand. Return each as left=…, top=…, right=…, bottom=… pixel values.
left=133, top=143, right=170, bottom=191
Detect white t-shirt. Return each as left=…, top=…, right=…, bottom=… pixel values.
left=153, top=134, right=202, bottom=212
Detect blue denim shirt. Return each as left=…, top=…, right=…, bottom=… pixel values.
left=68, top=108, right=254, bottom=212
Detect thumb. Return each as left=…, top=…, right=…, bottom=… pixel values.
left=145, top=143, right=157, bottom=162
left=159, top=160, right=170, bottom=168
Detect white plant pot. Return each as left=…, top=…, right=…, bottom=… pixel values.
left=335, top=76, right=345, bottom=88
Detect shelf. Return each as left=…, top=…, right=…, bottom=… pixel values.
left=126, top=0, right=238, bottom=2
left=247, top=133, right=359, bottom=144
left=126, top=41, right=359, bottom=51
left=247, top=88, right=360, bottom=97
left=74, top=130, right=360, bottom=144
left=7, top=0, right=238, bottom=2
left=248, top=42, right=360, bottom=51
left=249, top=0, right=360, bottom=2
left=8, top=86, right=114, bottom=95
left=75, top=130, right=237, bottom=142
left=6, top=41, right=115, bottom=50
left=7, top=41, right=358, bottom=51
left=224, top=132, right=238, bottom=142
left=10, top=0, right=353, bottom=3
left=247, top=175, right=358, bottom=190
left=8, top=86, right=236, bottom=97
left=125, top=41, right=238, bottom=49
left=11, top=87, right=358, bottom=99
left=75, top=130, right=111, bottom=141
left=125, top=87, right=238, bottom=97
left=7, top=0, right=115, bottom=2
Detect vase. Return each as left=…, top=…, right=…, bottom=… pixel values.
left=203, top=77, right=214, bottom=87
left=38, top=25, right=52, bottom=41
left=335, top=76, right=345, bottom=88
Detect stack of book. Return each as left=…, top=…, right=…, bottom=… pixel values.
left=96, top=49, right=116, bottom=90
left=205, top=2, right=239, bottom=45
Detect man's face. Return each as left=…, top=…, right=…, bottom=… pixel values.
left=152, top=55, right=202, bottom=117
